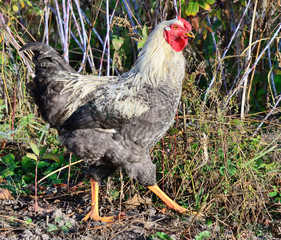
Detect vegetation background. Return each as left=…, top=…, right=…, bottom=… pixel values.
left=0, top=0, right=281, bottom=239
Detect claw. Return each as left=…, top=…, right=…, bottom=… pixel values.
left=82, top=209, right=114, bottom=223
left=82, top=178, right=115, bottom=223
left=147, top=185, right=188, bottom=213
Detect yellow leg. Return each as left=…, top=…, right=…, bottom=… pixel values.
left=147, top=185, right=187, bottom=213
left=82, top=178, right=114, bottom=222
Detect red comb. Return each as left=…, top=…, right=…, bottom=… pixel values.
left=177, top=15, right=192, bottom=31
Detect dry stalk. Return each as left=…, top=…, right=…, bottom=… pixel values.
left=241, top=0, right=258, bottom=119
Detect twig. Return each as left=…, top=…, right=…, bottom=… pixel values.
left=246, top=34, right=262, bottom=109
left=38, top=159, right=83, bottom=184
left=206, top=15, right=217, bottom=53
left=173, top=0, right=178, bottom=16
left=131, top=0, right=141, bottom=24
left=43, top=0, right=49, bottom=44
left=161, top=137, right=165, bottom=191
left=73, top=0, right=88, bottom=72
left=241, top=0, right=257, bottom=119
left=34, top=155, right=39, bottom=214
left=252, top=95, right=281, bottom=137
left=106, top=0, right=110, bottom=76
left=192, top=134, right=209, bottom=172
left=223, top=23, right=281, bottom=109
left=267, top=46, right=277, bottom=99
left=46, top=3, right=95, bottom=72
left=119, top=170, right=124, bottom=217
left=62, top=0, right=71, bottom=62
left=54, top=0, right=67, bottom=61
left=98, top=0, right=119, bottom=76
left=67, top=153, right=72, bottom=189
left=69, top=5, right=94, bottom=72
left=0, top=13, right=33, bottom=72
left=122, top=0, right=141, bottom=34
left=0, top=215, right=37, bottom=227
left=203, top=0, right=252, bottom=102
left=81, top=10, right=120, bottom=76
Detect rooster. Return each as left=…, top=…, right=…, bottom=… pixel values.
left=21, top=16, right=194, bottom=222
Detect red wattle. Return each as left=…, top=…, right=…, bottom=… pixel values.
left=170, top=37, right=187, bottom=52
left=164, top=30, right=188, bottom=52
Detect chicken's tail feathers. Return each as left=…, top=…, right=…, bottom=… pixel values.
left=20, top=42, right=78, bottom=128
left=20, top=41, right=55, bottom=52
left=20, top=42, right=75, bottom=73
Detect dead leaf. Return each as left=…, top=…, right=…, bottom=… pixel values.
left=28, top=200, right=54, bottom=213
left=116, top=212, right=126, bottom=220
left=203, top=23, right=212, bottom=33
left=124, top=193, right=151, bottom=209
left=190, top=17, right=200, bottom=31
left=0, top=188, right=14, bottom=200
left=69, top=181, right=84, bottom=192
left=53, top=183, right=67, bottom=189
left=0, top=179, right=7, bottom=184
left=264, top=218, right=272, bottom=227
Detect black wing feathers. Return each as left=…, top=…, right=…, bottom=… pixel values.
left=61, top=102, right=129, bottom=130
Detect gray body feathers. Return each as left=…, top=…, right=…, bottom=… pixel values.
left=21, top=25, right=186, bottom=186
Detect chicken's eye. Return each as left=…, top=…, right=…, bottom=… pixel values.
left=173, top=25, right=179, bottom=29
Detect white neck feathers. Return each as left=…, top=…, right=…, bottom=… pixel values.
left=129, top=20, right=186, bottom=88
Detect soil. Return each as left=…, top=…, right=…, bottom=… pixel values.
left=0, top=184, right=275, bottom=240
left=0, top=184, right=200, bottom=240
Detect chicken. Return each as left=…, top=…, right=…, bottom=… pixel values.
left=21, top=16, right=194, bottom=222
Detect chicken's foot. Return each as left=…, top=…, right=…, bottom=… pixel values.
left=147, top=185, right=187, bottom=213
left=82, top=178, right=114, bottom=222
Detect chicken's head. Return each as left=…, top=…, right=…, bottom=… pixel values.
left=164, top=16, right=194, bottom=52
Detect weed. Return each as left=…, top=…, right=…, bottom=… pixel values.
left=194, top=230, right=211, bottom=240
left=150, top=231, right=172, bottom=240
left=47, top=217, right=73, bottom=233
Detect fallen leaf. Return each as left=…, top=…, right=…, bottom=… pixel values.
left=53, top=183, right=67, bottom=189
left=264, top=218, right=272, bottom=227
left=28, top=201, right=54, bottom=213
left=69, top=181, right=84, bottom=192
left=0, top=188, right=14, bottom=200
left=124, top=193, right=151, bottom=209
left=116, top=212, right=126, bottom=220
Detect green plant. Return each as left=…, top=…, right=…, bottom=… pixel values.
left=268, top=186, right=281, bottom=202
left=194, top=230, right=211, bottom=240
left=0, top=142, right=76, bottom=194
left=47, top=217, right=73, bottom=233
left=150, top=231, right=172, bottom=240
left=182, top=0, right=216, bottom=16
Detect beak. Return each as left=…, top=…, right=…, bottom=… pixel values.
left=185, top=31, right=195, bottom=38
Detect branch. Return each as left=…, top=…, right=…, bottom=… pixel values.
left=223, top=23, right=281, bottom=109
left=203, top=0, right=252, bottom=102
left=252, top=95, right=281, bottom=137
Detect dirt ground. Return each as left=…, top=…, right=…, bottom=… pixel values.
left=0, top=185, right=276, bottom=240
left=0, top=184, right=199, bottom=240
